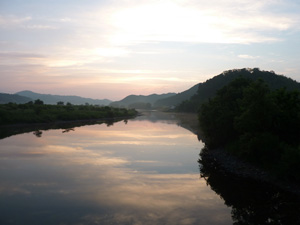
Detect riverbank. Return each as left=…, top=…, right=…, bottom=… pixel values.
left=0, top=103, right=138, bottom=126
left=200, top=147, right=300, bottom=196
left=0, top=114, right=141, bottom=140
left=161, top=111, right=300, bottom=196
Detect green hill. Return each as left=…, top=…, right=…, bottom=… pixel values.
left=178, top=68, right=300, bottom=112
left=154, top=84, right=199, bottom=108
left=0, top=93, right=32, bottom=104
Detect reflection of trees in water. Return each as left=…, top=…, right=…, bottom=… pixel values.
left=2, top=111, right=201, bottom=140
left=33, top=130, right=42, bottom=137
left=0, top=118, right=128, bottom=140
left=134, top=111, right=203, bottom=139
left=62, top=128, right=75, bottom=133
left=199, top=149, right=300, bottom=225
left=105, top=120, right=114, bottom=127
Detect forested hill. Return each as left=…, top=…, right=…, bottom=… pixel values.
left=110, top=93, right=176, bottom=109
left=178, top=68, right=300, bottom=112
left=198, top=76, right=300, bottom=183
left=154, top=84, right=199, bottom=108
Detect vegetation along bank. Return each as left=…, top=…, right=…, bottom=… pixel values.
left=0, top=100, right=138, bottom=125
left=197, top=72, right=300, bottom=185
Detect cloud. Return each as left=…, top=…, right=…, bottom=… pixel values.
left=93, top=47, right=129, bottom=57
left=238, top=54, right=260, bottom=59
left=1, top=0, right=300, bottom=98
left=0, top=52, right=47, bottom=67
left=0, top=14, right=58, bottom=30
left=0, top=51, right=45, bottom=59
left=106, top=0, right=299, bottom=45
left=23, top=24, right=58, bottom=30
left=58, top=17, right=74, bottom=23
left=0, top=15, right=32, bottom=27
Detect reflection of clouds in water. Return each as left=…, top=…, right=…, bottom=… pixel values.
left=0, top=153, right=231, bottom=224
left=0, top=186, right=31, bottom=195
left=79, top=173, right=230, bottom=225
left=66, top=169, right=231, bottom=225
left=0, top=118, right=230, bottom=225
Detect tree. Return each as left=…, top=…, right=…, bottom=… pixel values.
left=198, top=77, right=251, bottom=148
left=57, top=101, right=64, bottom=105
left=34, top=99, right=44, bottom=105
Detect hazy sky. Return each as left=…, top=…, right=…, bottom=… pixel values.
left=1, top=0, right=300, bottom=100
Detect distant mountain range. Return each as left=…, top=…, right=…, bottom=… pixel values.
left=17, top=91, right=112, bottom=105
left=109, top=84, right=200, bottom=109
left=154, top=84, right=199, bottom=108
left=109, top=93, right=176, bottom=108
left=1, top=68, right=299, bottom=110
left=113, top=69, right=300, bottom=110
left=0, top=90, right=112, bottom=105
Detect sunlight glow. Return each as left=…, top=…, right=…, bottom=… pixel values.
left=1, top=0, right=300, bottom=98
left=109, top=1, right=293, bottom=45
left=94, top=47, right=129, bottom=57
left=110, top=2, right=225, bottom=44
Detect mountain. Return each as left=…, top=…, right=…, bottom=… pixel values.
left=154, top=84, right=199, bottom=108
left=110, top=93, right=176, bottom=108
left=16, top=90, right=112, bottom=105
left=177, top=68, right=300, bottom=112
left=0, top=93, right=32, bottom=104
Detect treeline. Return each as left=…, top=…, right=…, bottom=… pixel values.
left=0, top=100, right=138, bottom=125
left=198, top=77, right=300, bottom=182
left=177, top=68, right=300, bottom=112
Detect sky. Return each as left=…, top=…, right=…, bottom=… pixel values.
left=0, top=0, right=300, bottom=100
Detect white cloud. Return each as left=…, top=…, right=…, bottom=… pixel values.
left=23, top=24, right=58, bottom=30
left=0, top=15, right=31, bottom=27
left=104, top=0, right=299, bottom=45
left=238, top=54, right=260, bottom=59
left=0, top=14, right=58, bottom=30
left=59, top=17, right=74, bottom=23
left=93, top=47, right=129, bottom=57
left=1, top=0, right=300, bottom=98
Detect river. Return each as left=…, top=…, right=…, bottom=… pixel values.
left=0, top=111, right=299, bottom=225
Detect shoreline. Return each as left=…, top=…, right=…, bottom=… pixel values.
left=0, top=114, right=138, bottom=128
left=0, top=115, right=139, bottom=140
left=200, top=147, right=300, bottom=197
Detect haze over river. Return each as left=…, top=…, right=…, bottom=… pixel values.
left=0, top=111, right=299, bottom=225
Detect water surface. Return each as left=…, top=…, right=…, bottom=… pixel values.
left=2, top=111, right=299, bottom=224
left=0, top=112, right=232, bottom=225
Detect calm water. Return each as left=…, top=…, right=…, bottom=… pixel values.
left=0, top=111, right=299, bottom=225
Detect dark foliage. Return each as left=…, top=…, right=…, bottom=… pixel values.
left=0, top=103, right=138, bottom=125
left=198, top=76, right=300, bottom=183
left=199, top=148, right=300, bottom=225
left=178, top=68, right=300, bottom=112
